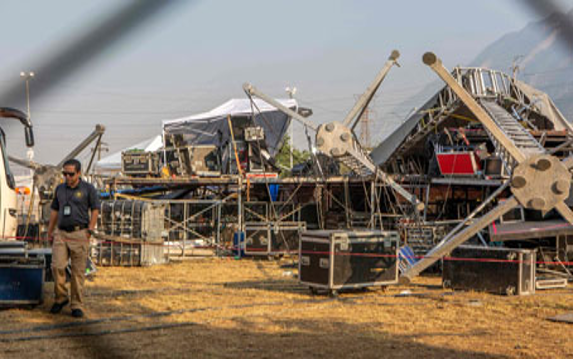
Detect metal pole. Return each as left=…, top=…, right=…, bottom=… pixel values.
left=216, top=200, right=222, bottom=256
left=285, top=87, right=297, bottom=170
left=227, top=115, right=243, bottom=177
left=370, top=179, right=375, bottom=230
left=86, top=134, right=103, bottom=175
left=237, top=178, right=242, bottom=255
left=343, top=50, right=400, bottom=131
left=20, top=71, right=34, bottom=122
left=25, top=80, right=31, bottom=121
left=57, top=124, right=106, bottom=168
left=423, top=184, right=430, bottom=222
left=290, top=124, right=294, bottom=170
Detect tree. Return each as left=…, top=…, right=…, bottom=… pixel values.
left=275, top=135, right=311, bottom=177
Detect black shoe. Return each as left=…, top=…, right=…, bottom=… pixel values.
left=50, top=300, right=69, bottom=314
left=71, top=309, right=84, bottom=318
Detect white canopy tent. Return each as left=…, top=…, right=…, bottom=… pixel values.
left=162, top=98, right=297, bottom=129
left=95, top=98, right=297, bottom=174
left=162, top=98, right=297, bottom=158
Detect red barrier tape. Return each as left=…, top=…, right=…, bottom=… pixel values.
left=5, top=236, right=573, bottom=266
left=296, top=249, right=573, bottom=266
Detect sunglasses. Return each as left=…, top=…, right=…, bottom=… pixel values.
left=62, top=171, right=77, bottom=177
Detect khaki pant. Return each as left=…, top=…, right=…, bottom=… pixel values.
left=52, top=229, right=89, bottom=311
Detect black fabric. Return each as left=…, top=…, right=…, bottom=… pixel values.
left=51, top=180, right=101, bottom=228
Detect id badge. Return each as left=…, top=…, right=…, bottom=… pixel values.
left=63, top=205, right=72, bottom=217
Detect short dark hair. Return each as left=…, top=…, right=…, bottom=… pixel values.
left=63, top=159, right=81, bottom=172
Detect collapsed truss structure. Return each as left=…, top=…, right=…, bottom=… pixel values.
left=398, top=53, right=572, bottom=281
left=96, top=52, right=572, bottom=280
left=19, top=51, right=571, bottom=286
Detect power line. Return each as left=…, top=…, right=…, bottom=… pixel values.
left=29, top=84, right=222, bottom=102
left=522, top=68, right=572, bottom=77
left=32, top=109, right=190, bottom=115
left=34, top=123, right=161, bottom=128
left=533, top=81, right=573, bottom=88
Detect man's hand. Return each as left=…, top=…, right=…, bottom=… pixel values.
left=47, top=209, right=59, bottom=241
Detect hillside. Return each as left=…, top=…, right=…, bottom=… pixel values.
left=470, top=9, right=573, bottom=121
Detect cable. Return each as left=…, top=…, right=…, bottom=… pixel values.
left=522, top=68, right=571, bottom=77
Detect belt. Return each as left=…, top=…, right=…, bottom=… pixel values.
left=58, top=224, right=88, bottom=232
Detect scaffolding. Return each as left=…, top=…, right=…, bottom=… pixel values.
left=101, top=175, right=405, bottom=259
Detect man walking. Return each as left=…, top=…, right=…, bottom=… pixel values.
left=47, top=159, right=100, bottom=318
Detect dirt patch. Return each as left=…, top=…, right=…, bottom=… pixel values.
left=0, top=258, right=572, bottom=358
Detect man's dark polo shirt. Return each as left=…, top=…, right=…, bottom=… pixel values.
left=51, top=180, right=101, bottom=229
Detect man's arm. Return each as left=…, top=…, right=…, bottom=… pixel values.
left=89, top=209, right=99, bottom=232
left=47, top=210, right=59, bottom=238
left=87, top=184, right=101, bottom=239
left=48, top=186, right=60, bottom=239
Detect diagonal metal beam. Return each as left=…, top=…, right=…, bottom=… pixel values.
left=422, top=52, right=527, bottom=163
left=8, top=156, right=41, bottom=170
left=57, top=125, right=106, bottom=168
left=554, top=201, right=573, bottom=226
left=548, top=140, right=572, bottom=155
left=563, top=155, right=573, bottom=170
left=344, top=147, right=423, bottom=210
left=430, top=181, right=510, bottom=247
left=85, top=133, right=104, bottom=174
left=243, top=83, right=318, bottom=132
left=400, top=196, right=520, bottom=284
left=342, top=50, right=400, bottom=131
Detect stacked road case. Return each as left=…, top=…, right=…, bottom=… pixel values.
left=121, top=151, right=161, bottom=177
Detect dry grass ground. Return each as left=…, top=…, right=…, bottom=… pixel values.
left=0, top=258, right=572, bottom=358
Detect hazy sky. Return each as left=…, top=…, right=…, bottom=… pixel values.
left=0, top=0, right=571, bottom=167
